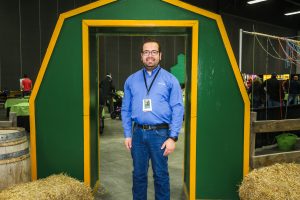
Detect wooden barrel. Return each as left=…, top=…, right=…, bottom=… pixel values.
left=0, top=127, right=31, bottom=190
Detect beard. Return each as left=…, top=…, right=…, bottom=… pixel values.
left=143, top=57, right=159, bottom=71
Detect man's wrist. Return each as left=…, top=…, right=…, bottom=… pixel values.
left=168, top=136, right=178, bottom=142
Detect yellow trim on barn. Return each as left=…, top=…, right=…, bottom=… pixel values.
left=29, top=0, right=116, bottom=184
left=29, top=1, right=249, bottom=198
left=82, top=20, right=91, bottom=186
left=29, top=15, right=65, bottom=181
left=190, top=21, right=198, bottom=200
left=164, top=0, right=251, bottom=177
left=62, top=0, right=116, bottom=19
left=216, top=17, right=250, bottom=176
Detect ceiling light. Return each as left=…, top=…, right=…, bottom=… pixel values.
left=247, top=0, right=268, bottom=4
left=284, top=10, right=300, bottom=16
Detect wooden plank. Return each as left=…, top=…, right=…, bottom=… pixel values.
left=250, top=112, right=300, bottom=169
left=253, top=119, right=300, bottom=133
left=252, top=150, right=300, bottom=168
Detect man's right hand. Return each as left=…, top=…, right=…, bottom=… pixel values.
left=124, top=138, right=132, bottom=150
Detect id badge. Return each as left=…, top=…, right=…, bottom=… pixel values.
left=143, top=99, right=152, bottom=112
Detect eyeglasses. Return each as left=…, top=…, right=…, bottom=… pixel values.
left=142, top=50, right=159, bottom=56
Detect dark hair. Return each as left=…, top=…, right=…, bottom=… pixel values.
left=23, top=74, right=28, bottom=78
left=141, top=38, right=161, bottom=52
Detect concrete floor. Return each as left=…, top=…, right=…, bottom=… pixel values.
left=95, top=117, right=187, bottom=200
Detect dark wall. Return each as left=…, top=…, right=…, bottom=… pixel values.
left=222, top=13, right=297, bottom=75
left=98, top=36, right=186, bottom=90
left=0, top=0, right=298, bottom=90
left=0, top=0, right=96, bottom=91
left=183, top=0, right=300, bottom=30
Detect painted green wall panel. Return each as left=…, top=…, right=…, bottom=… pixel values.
left=196, top=20, right=243, bottom=199
left=36, top=19, right=85, bottom=180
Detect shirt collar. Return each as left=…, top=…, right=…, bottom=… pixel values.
left=143, top=65, right=161, bottom=76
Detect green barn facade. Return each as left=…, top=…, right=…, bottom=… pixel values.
left=29, top=0, right=250, bottom=199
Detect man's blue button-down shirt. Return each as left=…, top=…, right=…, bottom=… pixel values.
left=121, top=66, right=184, bottom=138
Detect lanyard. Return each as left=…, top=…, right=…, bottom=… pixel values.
left=143, top=67, right=161, bottom=96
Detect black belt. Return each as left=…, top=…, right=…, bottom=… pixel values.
left=136, top=123, right=169, bottom=130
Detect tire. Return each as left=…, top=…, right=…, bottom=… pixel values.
left=111, top=112, right=116, bottom=119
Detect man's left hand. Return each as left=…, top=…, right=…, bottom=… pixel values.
left=161, top=138, right=176, bottom=156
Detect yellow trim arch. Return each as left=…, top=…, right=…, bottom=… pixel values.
left=29, top=1, right=249, bottom=200
left=82, top=19, right=199, bottom=199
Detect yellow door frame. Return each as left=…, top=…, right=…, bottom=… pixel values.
left=82, top=20, right=198, bottom=200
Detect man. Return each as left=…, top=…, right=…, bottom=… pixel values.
left=100, top=73, right=115, bottom=113
left=247, top=77, right=264, bottom=109
left=21, top=74, right=32, bottom=97
left=99, top=87, right=105, bottom=134
left=121, top=38, right=184, bottom=200
left=287, top=75, right=300, bottom=105
left=263, top=73, right=283, bottom=107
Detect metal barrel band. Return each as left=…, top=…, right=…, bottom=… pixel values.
left=0, top=137, right=27, bottom=147
left=0, top=148, right=29, bottom=160
left=0, top=131, right=26, bottom=143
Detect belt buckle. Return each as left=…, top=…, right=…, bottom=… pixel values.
left=142, top=125, right=151, bottom=130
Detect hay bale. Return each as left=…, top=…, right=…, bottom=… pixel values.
left=239, top=163, right=300, bottom=200
left=0, top=174, right=93, bottom=200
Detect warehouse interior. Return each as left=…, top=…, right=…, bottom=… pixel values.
left=1, top=0, right=300, bottom=89
left=1, top=0, right=300, bottom=200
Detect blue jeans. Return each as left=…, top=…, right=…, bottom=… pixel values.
left=288, top=94, right=300, bottom=105
left=131, top=126, right=170, bottom=200
left=267, top=97, right=281, bottom=107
